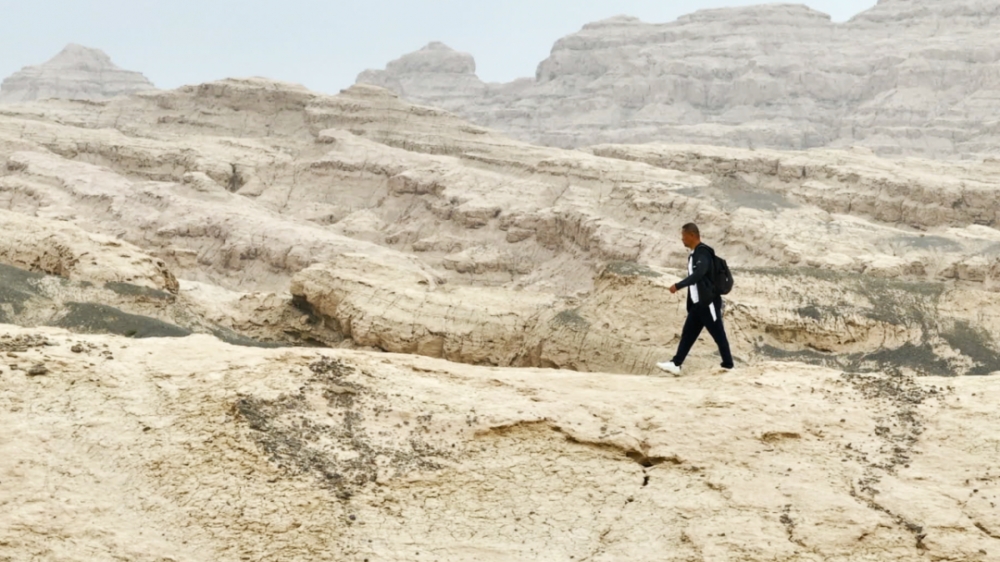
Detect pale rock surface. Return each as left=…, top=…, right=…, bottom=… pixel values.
left=0, top=208, right=177, bottom=292
left=1, top=325, right=999, bottom=561
left=3, top=79, right=1000, bottom=360
left=0, top=64, right=998, bottom=562
left=357, top=42, right=486, bottom=111
left=0, top=260, right=247, bottom=344
left=587, top=143, right=1000, bottom=230
left=291, top=253, right=553, bottom=365
left=176, top=280, right=344, bottom=346
left=357, top=1, right=1000, bottom=157
left=1, top=149, right=433, bottom=291
left=292, top=253, right=1000, bottom=377
left=0, top=44, right=155, bottom=103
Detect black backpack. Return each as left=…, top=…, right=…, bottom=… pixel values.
left=710, top=252, right=734, bottom=296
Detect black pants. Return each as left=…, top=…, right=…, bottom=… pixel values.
left=671, top=298, right=734, bottom=368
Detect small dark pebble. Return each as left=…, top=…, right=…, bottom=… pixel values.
left=71, top=344, right=84, bottom=353
left=27, top=364, right=48, bottom=376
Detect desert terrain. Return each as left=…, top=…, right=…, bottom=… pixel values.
left=3, top=3, right=1000, bottom=560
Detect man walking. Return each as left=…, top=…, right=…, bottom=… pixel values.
left=657, top=223, right=734, bottom=375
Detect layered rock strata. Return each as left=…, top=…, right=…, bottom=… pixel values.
left=358, top=1, right=1000, bottom=157
left=0, top=44, right=154, bottom=103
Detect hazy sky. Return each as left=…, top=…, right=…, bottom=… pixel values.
left=1, top=0, right=878, bottom=95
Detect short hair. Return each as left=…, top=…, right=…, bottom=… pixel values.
left=681, top=223, right=700, bottom=237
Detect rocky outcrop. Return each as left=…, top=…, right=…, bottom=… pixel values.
left=291, top=253, right=1000, bottom=377
left=4, top=79, right=1000, bottom=298
left=587, top=143, right=1000, bottom=230
left=0, top=208, right=177, bottom=293
left=0, top=260, right=240, bottom=343
left=2, top=325, right=1000, bottom=560
left=356, top=42, right=486, bottom=112
left=357, top=1, right=1000, bottom=157
left=0, top=256, right=339, bottom=348
left=0, top=44, right=154, bottom=103
left=0, top=148, right=434, bottom=292
left=291, top=253, right=555, bottom=365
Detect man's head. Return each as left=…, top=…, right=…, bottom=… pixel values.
left=681, top=223, right=701, bottom=250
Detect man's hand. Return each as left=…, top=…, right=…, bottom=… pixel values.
left=669, top=284, right=678, bottom=294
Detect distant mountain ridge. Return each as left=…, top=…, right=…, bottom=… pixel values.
left=0, top=44, right=154, bottom=103
left=357, top=1, right=1000, bottom=158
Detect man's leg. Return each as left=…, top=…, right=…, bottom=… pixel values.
left=703, top=300, right=735, bottom=368
left=671, top=310, right=705, bottom=367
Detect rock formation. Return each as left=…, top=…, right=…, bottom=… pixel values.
left=0, top=208, right=177, bottom=292
left=3, top=79, right=1000, bottom=364
left=357, top=42, right=486, bottom=108
left=2, top=327, right=1000, bottom=560
left=0, top=44, right=154, bottom=103
left=291, top=251, right=1000, bottom=377
left=2, top=77, right=1000, bottom=366
left=357, top=1, right=1000, bottom=158
left=0, top=76, right=999, bottom=559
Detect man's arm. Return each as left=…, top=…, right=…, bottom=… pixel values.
left=672, top=249, right=711, bottom=291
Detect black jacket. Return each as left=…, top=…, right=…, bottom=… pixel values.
left=675, top=243, right=716, bottom=308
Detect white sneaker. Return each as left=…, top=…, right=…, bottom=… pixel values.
left=656, top=361, right=681, bottom=375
